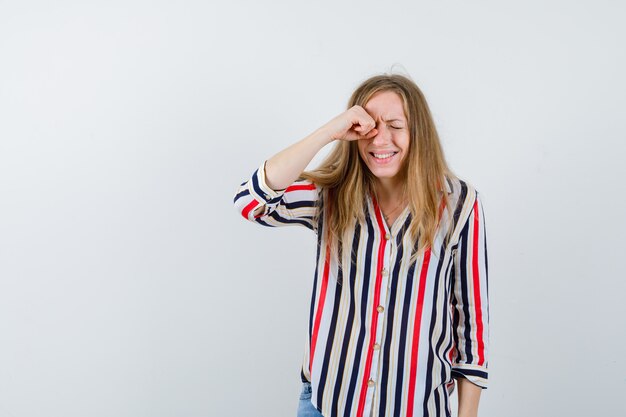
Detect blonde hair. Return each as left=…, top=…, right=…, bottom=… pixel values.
left=302, top=73, right=457, bottom=259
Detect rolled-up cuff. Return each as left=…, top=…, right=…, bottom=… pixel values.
left=249, top=160, right=284, bottom=204
left=451, top=363, right=488, bottom=389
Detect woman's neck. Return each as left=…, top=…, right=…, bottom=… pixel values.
left=373, top=178, right=405, bottom=203
left=372, top=179, right=407, bottom=227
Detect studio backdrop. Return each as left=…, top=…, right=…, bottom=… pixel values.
left=0, top=1, right=624, bottom=416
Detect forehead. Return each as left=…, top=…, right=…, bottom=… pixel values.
left=364, top=90, right=406, bottom=120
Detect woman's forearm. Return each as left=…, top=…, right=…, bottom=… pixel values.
left=263, top=105, right=378, bottom=191
left=264, top=126, right=334, bottom=191
left=457, top=377, right=482, bottom=417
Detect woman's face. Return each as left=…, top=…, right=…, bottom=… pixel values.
left=357, top=90, right=411, bottom=184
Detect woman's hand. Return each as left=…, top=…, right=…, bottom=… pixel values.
left=322, top=105, right=378, bottom=142
left=263, top=106, right=377, bottom=191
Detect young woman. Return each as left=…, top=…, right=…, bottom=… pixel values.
left=234, top=74, right=489, bottom=417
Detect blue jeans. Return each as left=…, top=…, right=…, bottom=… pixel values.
left=297, top=382, right=324, bottom=417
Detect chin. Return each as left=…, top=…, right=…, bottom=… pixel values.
left=366, top=159, right=404, bottom=175
left=371, top=169, right=400, bottom=178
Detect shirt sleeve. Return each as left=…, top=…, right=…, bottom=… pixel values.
left=233, top=161, right=320, bottom=232
left=450, top=191, right=490, bottom=389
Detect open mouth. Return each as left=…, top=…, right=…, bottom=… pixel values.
left=370, top=152, right=398, bottom=162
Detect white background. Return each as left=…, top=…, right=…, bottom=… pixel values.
left=1, top=1, right=624, bottom=416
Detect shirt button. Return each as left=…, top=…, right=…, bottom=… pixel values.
left=377, top=305, right=384, bottom=313
left=368, top=379, right=375, bottom=387
left=373, top=343, right=380, bottom=350
left=381, top=268, right=388, bottom=277
left=384, top=233, right=391, bottom=240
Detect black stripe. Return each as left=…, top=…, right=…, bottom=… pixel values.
left=330, top=223, right=360, bottom=415
left=452, top=181, right=468, bottom=231
left=254, top=218, right=273, bottom=227
left=451, top=265, right=461, bottom=364
left=233, top=188, right=250, bottom=203
left=308, top=205, right=325, bottom=343
left=392, top=237, right=420, bottom=417
left=445, top=176, right=453, bottom=194
left=343, top=209, right=375, bottom=417
left=458, top=218, right=474, bottom=364
left=433, top=387, right=441, bottom=417
left=317, top=243, right=344, bottom=407
left=250, top=169, right=267, bottom=201
left=302, top=196, right=325, bottom=384
left=268, top=211, right=315, bottom=230
left=442, top=258, right=456, bottom=376
left=422, top=238, right=449, bottom=417
left=378, top=215, right=411, bottom=416
left=283, top=200, right=316, bottom=210
left=451, top=368, right=488, bottom=380
left=444, top=385, right=452, bottom=417
left=450, top=182, right=468, bottom=364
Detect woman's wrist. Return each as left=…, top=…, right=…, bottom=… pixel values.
left=309, top=125, right=337, bottom=147
left=457, top=377, right=481, bottom=417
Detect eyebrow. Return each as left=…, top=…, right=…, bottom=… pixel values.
left=382, top=118, right=405, bottom=123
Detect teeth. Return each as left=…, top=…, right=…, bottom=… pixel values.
left=373, top=152, right=395, bottom=159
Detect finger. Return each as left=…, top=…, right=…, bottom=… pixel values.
left=356, top=107, right=376, bottom=126
left=358, top=121, right=375, bottom=134
left=346, top=127, right=377, bottom=141
left=353, top=120, right=371, bottom=133
left=359, top=124, right=375, bottom=136
left=366, top=128, right=378, bottom=137
left=345, top=128, right=366, bottom=141
left=351, top=108, right=374, bottom=128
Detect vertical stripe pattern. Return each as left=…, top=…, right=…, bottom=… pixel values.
left=234, top=162, right=490, bottom=417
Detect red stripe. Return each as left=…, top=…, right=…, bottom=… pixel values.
left=310, top=243, right=331, bottom=374
left=356, top=197, right=388, bottom=417
left=407, top=196, right=443, bottom=416
left=241, top=200, right=259, bottom=219
left=286, top=183, right=316, bottom=192
left=471, top=200, right=485, bottom=365
left=406, top=247, right=431, bottom=417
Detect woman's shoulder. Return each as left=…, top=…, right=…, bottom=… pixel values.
left=443, top=172, right=482, bottom=201
left=442, top=173, right=484, bottom=227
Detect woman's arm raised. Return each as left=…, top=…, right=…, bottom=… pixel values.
left=264, top=105, right=378, bottom=191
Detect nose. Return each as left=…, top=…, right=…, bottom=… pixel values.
left=371, top=123, right=391, bottom=146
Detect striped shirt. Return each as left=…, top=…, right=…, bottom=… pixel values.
left=234, top=161, right=489, bottom=417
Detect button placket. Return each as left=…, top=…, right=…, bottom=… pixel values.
left=366, top=202, right=393, bottom=403
left=367, top=205, right=405, bottom=412
left=369, top=232, right=393, bottom=390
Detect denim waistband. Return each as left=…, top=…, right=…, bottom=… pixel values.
left=301, top=381, right=312, bottom=394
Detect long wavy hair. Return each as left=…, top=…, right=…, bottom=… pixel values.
left=302, top=73, right=457, bottom=259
